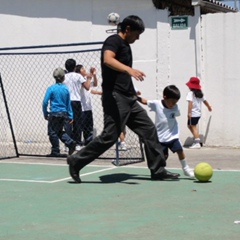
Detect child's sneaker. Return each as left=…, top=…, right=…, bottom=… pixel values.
left=63, top=145, right=69, bottom=152
left=75, top=144, right=82, bottom=151
left=183, top=167, right=195, bottom=178
left=119, top=142, right=127, bottom=151
left=189, top=142, right=201, bottom=149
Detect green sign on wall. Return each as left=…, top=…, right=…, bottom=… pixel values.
left=171, top=16, right=188, bottom=30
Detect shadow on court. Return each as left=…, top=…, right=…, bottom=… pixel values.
left=0, top=154, right=240, bottom=240
left=68, top=173, right=144, bottom=184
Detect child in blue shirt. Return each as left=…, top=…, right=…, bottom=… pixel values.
left=42, top=67, right=76, bottom=157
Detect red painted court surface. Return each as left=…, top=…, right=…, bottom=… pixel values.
left=0, top=147, right=240, bottom=240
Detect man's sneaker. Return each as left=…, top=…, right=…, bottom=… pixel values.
left=119, top=142, right=127, bottom=151
left=67, top=155, right=81, bottom=183
left=151, top=169, right=180, bottom=180
left=182, top=167, right=195, bottom=178
left=68, top=141, right=76, bottom=155
left=189, top=143, right=201, bottom=149
left=47, top=153, right=67, bottom=158
left=75, top=145, right=82, bottom=151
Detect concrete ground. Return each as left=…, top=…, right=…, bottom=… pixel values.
left=1, top=147, right=240, bottom=240
left=166, top=146, right=240, bottom=171
left=3, top=146, right=240, bottom=171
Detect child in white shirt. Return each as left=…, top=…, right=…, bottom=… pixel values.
left=186, top=77, right=212, bottom=149
left=138, top=85, right=194, bottom=178
left=76, top=65, right=102, bottom=147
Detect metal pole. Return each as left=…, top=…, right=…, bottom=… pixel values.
left=0, top=74, right=19, bottom=158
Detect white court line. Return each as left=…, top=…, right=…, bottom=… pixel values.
left=51, top=167, right=116, bottom=183
left=2, top=161, right=240, bottom=172
left=0, top=178, right=52, bottom=183
left=0, top=161, right=67, bottom=167
left=1, top=161, right=240, bottom=184
left=0, top=167, right=239, bottom=184
left=0, top=161, right=115, bottom=168
left=0, top=164, right=117, bottom=183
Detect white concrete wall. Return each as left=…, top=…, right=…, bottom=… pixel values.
left=156, top=12, right=200, bottom=146
left=0, top=0, right=240, bottom=147
left=201, top=12, right=240, bottom=147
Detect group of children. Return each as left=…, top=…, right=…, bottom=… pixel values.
left=43, top=62, right=212, bottom=178
left=42, top=59, right=100, bottom=157
left=42, top=15, right=214, bottom=182
left=43, top=66, right=212, bottom=176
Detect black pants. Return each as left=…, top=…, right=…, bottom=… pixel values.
left=72, top=91, right=166, bottom=174
left=47, top=112, right=73, bottom=154
left=71, top=101, right=82, bottom=145
left=80, top=110, right=94, bottom=146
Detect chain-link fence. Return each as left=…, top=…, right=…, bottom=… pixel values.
left=0, top=42, right=144, bottom=164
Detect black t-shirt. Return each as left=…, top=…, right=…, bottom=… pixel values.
left=101, top=34, right=136, bottom=96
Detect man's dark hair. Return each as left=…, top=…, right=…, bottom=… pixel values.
left=119, top=15, right=145, bottom=33
left=163, top=85, right=181, bottom=100
left=65, top=59, right=76, bottom=72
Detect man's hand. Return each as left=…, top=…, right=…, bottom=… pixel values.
left=128, top=68, right=146, bottom=81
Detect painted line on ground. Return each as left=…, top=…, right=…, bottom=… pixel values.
left=0, top=161, right=240, bottom=184
left=0, top=161, right=67, bottom=167
left=51, top=167, right=116, bottom=183
left=1, top=160, right=240, bottom=172
left=0, top=166, right=117, bottom=183
left=0, top=178, right=52, bottom=183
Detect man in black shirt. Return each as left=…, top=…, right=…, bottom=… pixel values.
left=67, top=15, right=180, bottom=183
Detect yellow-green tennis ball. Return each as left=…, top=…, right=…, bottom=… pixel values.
left=194, top=162, right=213, bottom=182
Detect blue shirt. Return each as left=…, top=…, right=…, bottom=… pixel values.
left=42, top=83, right=73, bottom=119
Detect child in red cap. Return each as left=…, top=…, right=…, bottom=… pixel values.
left=186, top=77, right=212, bottom=148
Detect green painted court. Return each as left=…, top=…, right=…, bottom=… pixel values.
left=0, top=156, right=240, bottom=240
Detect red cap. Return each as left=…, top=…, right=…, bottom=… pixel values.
left=186, top=77, right=201, bottom=90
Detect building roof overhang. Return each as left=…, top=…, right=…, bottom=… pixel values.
left=152, top=0, right=237, bottom=15
left=193, top=0, right=237, bottom=13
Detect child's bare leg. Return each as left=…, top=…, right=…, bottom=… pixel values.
left=119, top=130, right=127, bottom=150
left=177, top=150, right=185, bottom=160
left=188, top=125, right=201, bottom=147
left=189, top=125, right=199, bottom=139
left=119, top=132, right=125, bottom=142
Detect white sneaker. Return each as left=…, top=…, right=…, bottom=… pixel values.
left=119, top=142, right=127, bottom=151
left=189, top=143, right=201, bottom=149
left=64, top=146, right=69, bottom=152
left=183, top=167, right=195, bottom=178
left=75, top=145, right=82, bottom=151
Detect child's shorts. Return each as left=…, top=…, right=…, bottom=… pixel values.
left=160, top=138, right=183, bottom=156
left=187, top=117, right=200, bottom=126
